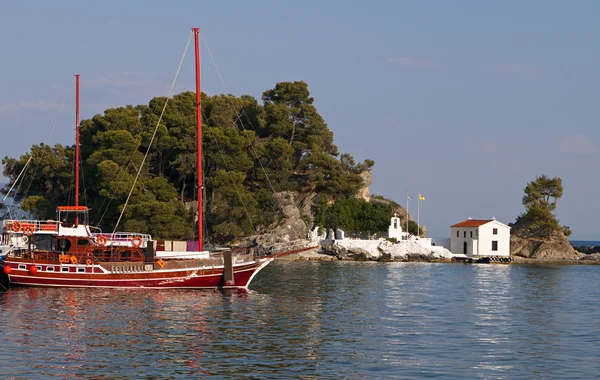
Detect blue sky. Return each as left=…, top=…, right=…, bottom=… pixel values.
left=1, top=1, right=599, bottom=239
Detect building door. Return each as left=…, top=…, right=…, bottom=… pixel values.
left=463, top=241, right=467, bottom=255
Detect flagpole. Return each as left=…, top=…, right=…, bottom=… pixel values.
left=418, top=197, right=420, bottom=238
left=406, top=191, right=409, bottom=239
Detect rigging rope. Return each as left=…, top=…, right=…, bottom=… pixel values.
left=8, top=83, right=69, bottom=219
left=201, top=34, right=286, bottom=212
left=111, top=31, right=193, bottom=235
left=91, top=73, right=175, bottom=228
left=202, top=110, right=256, bottom=233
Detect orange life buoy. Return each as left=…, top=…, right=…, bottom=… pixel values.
left=12, top=221, right=21, bottom=232
left=97, top=236, right=107, bottom=247
left=70, top=255, right=78, bottom=264
left=23, top=225, right=34, bottom=236
left=131, top=236, right=142, bottom=248
left=85, top=258, right=92, bottom=266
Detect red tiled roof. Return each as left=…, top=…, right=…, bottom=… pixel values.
left=450, top=219, right=494, bottom=228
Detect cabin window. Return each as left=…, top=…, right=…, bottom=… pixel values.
left=36, top=266, right=42, bottom=271
left=35, top=234, right=57, bottom=251
left=470, top=231, right=473, bottom=238
left=61, top=267, right=69, bottom=272
left=493, top=228, right=498, bottom=235
left=77, top=239, right=89, bottom=246
left=77, top=268, right=86, bottom=273
left=47, top=266, right=55, bottom=272
left=18, top=264, right=26, bottom=270
left=57, top=238, right=71, bottom=253
left=492, top=241, right=498, bottom=251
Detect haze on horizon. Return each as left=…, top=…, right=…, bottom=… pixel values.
left=1, top=1, right=599, bottom=239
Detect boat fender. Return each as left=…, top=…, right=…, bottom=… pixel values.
left=131, top=236, right=142, bottom=248
left=97, top=236, right=107, bottom=247
left=29, top=265, right=38, bottom=275
left=3, top=265, right=11, bottom=274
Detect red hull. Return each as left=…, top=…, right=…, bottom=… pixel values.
left=1, top=259, right=272, bottom=289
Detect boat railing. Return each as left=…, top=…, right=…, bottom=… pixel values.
left=92, top=232, right=152, bottom=248
left=2, top=219, right=59, bottom=233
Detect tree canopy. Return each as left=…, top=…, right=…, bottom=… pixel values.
left=2, top=81, right=376, bottom=243
left=516, top=174, right=571, bottom=237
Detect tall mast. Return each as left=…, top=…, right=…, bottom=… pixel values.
left=193, top=28, right=203, bottom=250
left=75, top=74, right=80, bottom=211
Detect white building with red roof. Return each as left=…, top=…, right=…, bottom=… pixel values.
left=450, top=218, right=511, bottom=257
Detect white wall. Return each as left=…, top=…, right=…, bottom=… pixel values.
left=477, top=221, right=510, bottom=257
left=450, top=227, right=479, bottom=256
left=450, top=221, right=510, bottom=257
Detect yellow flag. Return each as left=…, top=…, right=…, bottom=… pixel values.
left=419, top=194, right=425, bottom=201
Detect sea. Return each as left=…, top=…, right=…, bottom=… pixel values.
left=1, top=260, right=600, bottom=379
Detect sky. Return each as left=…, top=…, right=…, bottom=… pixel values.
left=1, top=1, right=599, bottom=239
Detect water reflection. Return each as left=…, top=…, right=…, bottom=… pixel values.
left=1, top=262, right=600, bottom=378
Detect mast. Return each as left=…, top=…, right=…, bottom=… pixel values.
left=75, top=74, right=80, bottom=223
left=193, top=28, right=203, bottom=250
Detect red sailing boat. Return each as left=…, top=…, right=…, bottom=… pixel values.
left=0, top=28, right=298, bottom=289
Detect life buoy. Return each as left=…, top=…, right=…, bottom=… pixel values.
left=59, top=254, right=68, bottom=263
left=23, top=225, right=34, bottom=236
left=12, top=221, right=21, bottom=232
left=70, top=255, right=78, bottom=264
left=85, top=258, right=92, bottom=266
left=131, top=236, right=142, bottom=248
left=22, top=236, right=29, bottom=244
left=97, top=236, right=107, bottom=247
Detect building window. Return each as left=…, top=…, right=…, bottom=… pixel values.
left=492, top=241, right=498, bottom=251
left=464, top=231, right=466, bottom=238
left=493, top=228, right=498, bottom=235
left=476, top=230, right=478, bottom=237
left=470, top=231, right=473, bottom=238
left=457, top=231, right=459, bottom=238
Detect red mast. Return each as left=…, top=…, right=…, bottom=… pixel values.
left=75, top=74, right=80, bottom=214
left=193, top=28, right=203, bottom=250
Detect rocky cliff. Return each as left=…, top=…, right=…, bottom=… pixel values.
left=510, top=230, right=581, bottom=261
left=249, top=191, right=314, bottom=246
left=321, top=239, right=453, bottom=262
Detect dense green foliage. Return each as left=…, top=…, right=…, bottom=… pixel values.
left=517, top=174, right=571, bottom=237
left=2, top=81, right=374, bottom=242
left=323, top=197, right=416, bottom=236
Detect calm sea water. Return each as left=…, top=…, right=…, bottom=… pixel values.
left=1, top=261, right=600, bottom=379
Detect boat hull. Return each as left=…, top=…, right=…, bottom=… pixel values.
left=0, top=258, right=272, bottom=289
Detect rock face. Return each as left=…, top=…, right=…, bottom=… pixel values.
left=321, top=240, right=454, bottom=262
left=250, top=191, right=314, bottom=246
left=356, top=170, right=372, bottom=202
left=510, top=230, right=581, bottom=260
